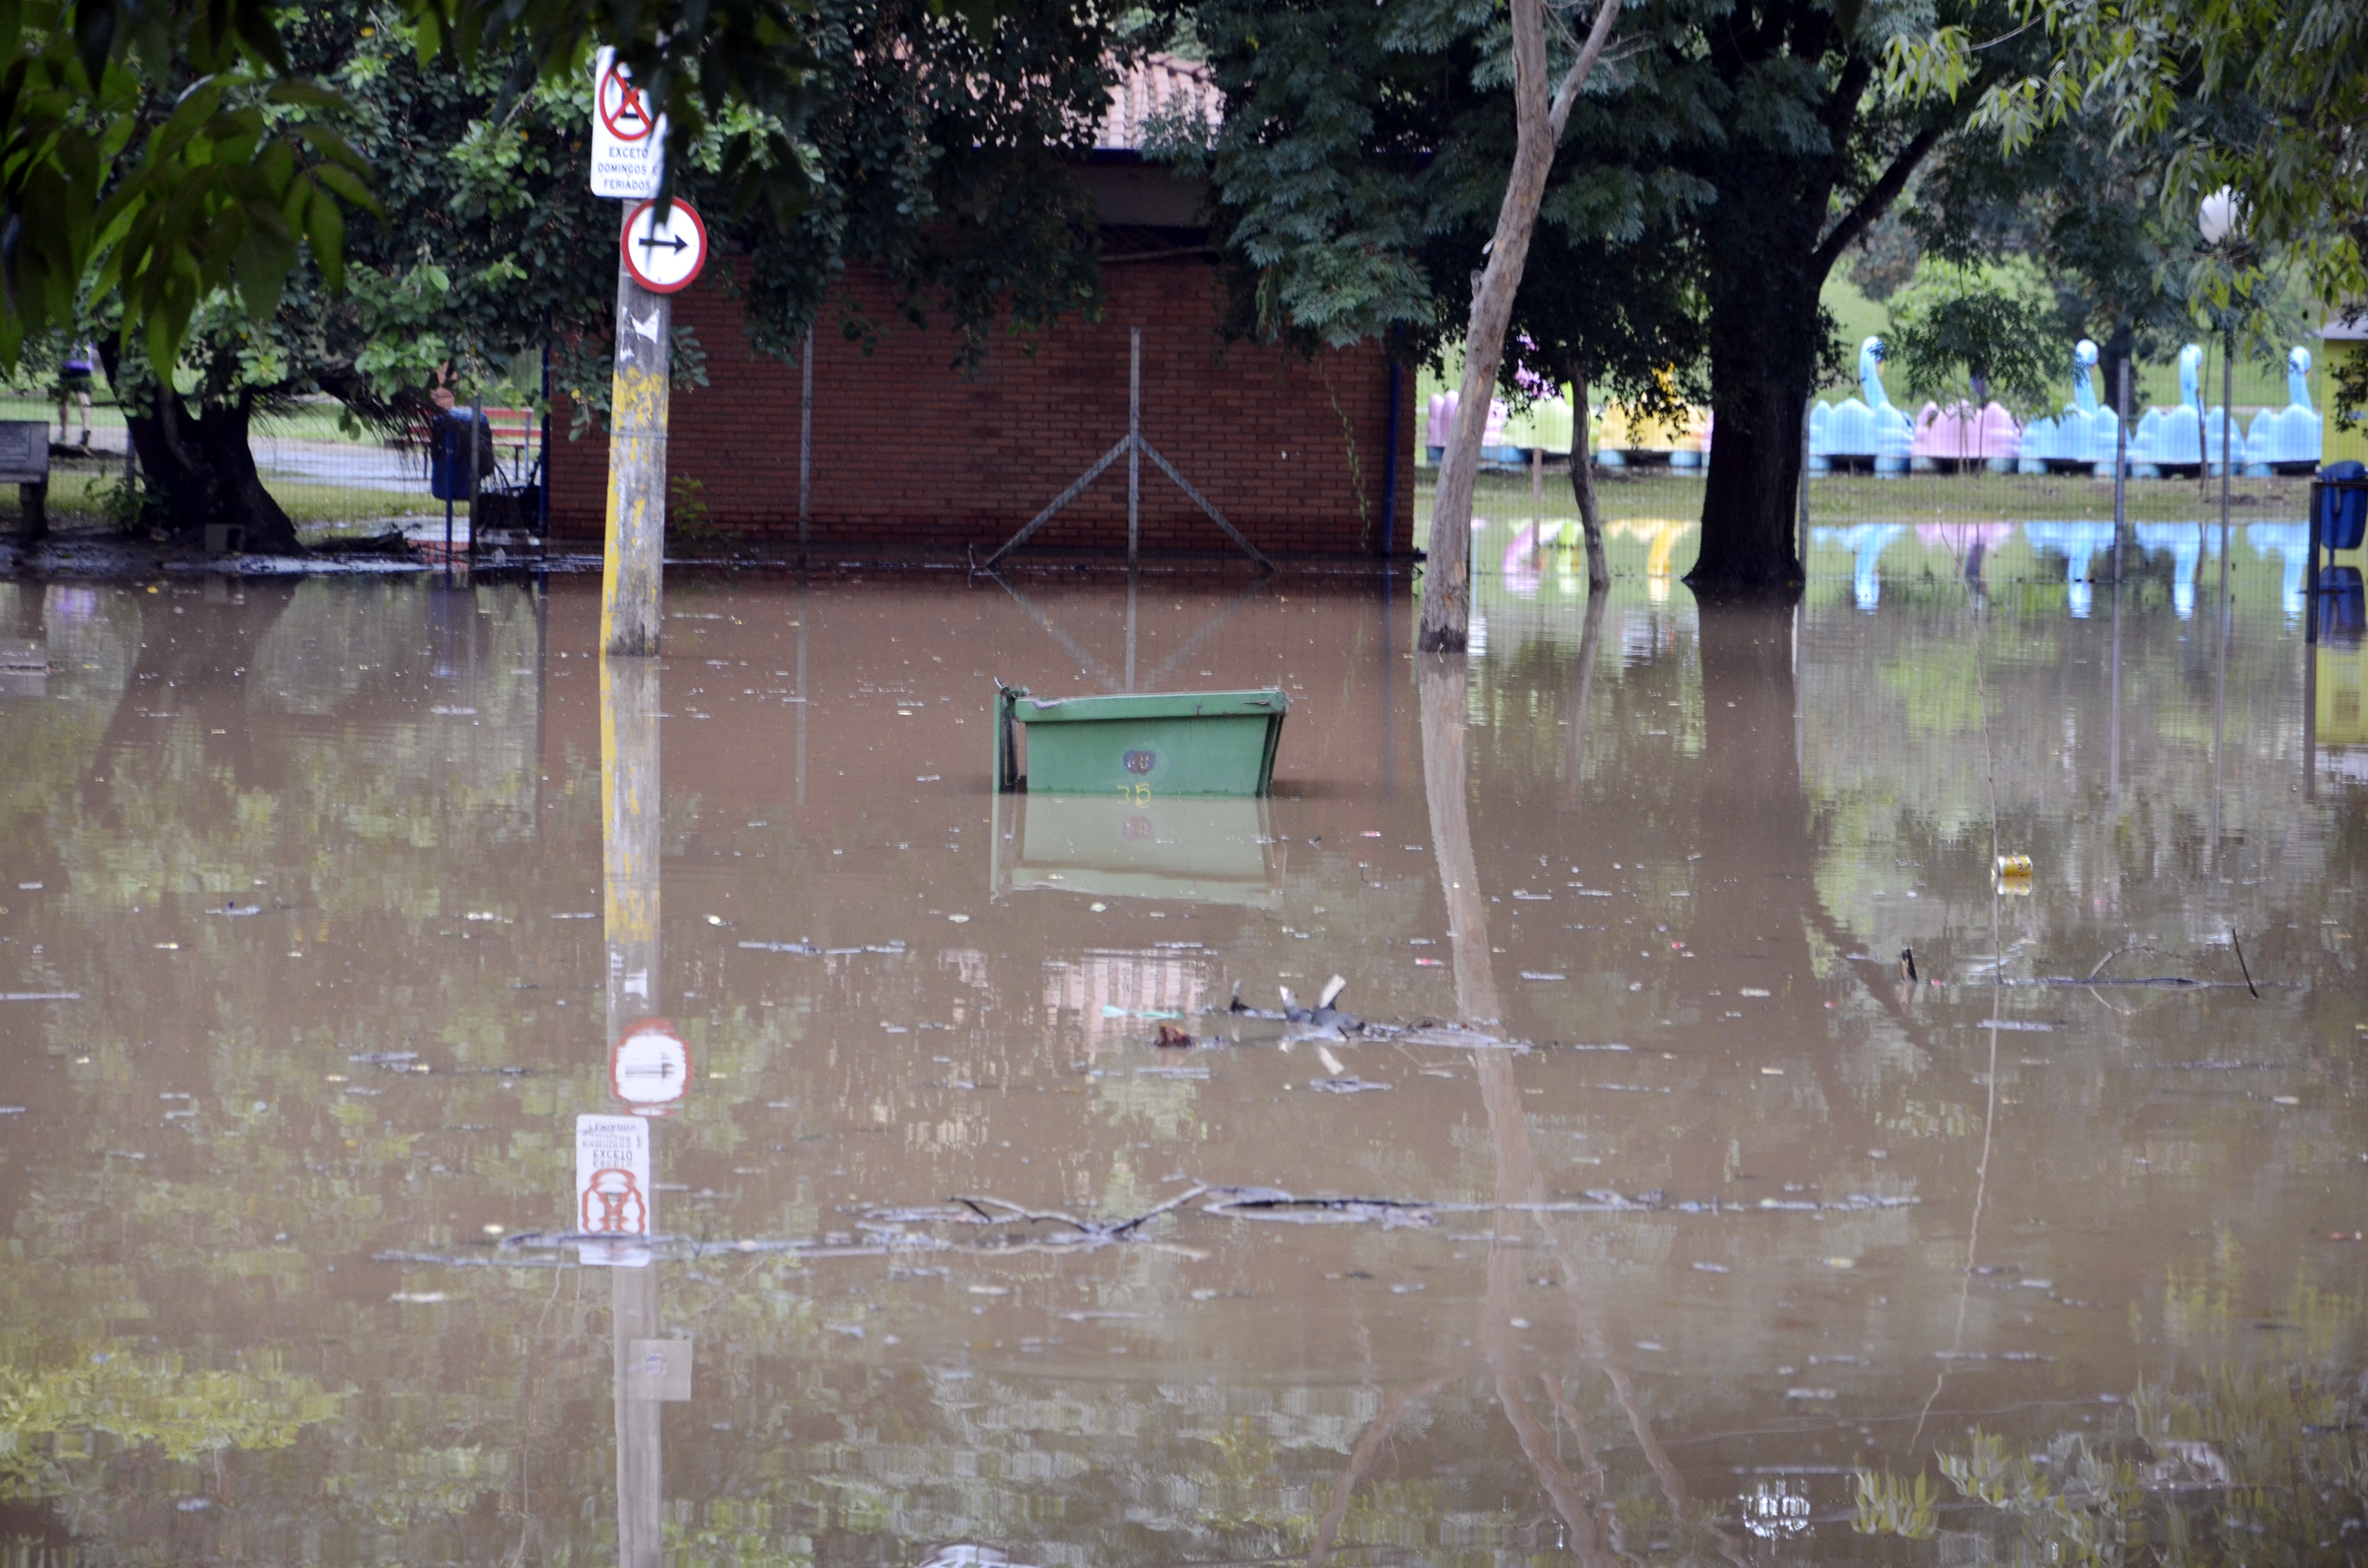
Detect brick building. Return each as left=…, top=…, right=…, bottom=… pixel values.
left=546, top=60, right=1414, bottom=561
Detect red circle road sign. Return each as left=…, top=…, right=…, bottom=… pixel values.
left=620, top=199, right=708, bottom=294
left=610, top=1016, right=691, bottom=1108
left=598, top=62, right=657, bottom=142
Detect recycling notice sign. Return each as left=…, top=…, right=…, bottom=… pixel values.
left=590, top=47, right=665, bottom=199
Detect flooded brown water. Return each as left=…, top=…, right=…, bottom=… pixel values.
left=2, top=528, right=2366, bottom=1565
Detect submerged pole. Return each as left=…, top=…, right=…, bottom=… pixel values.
left=2111, top=363, right=2130, bottom=586
left=2108, top=574, right=2123, bottom=801
left=2219, top=331, right=2235, bottom=612
left=442, top=415, right=455, bottom=570
left=602, top=209, right=671, bottom=657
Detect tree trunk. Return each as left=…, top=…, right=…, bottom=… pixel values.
left=1416, top=0, right=1622, bottom=651
left=126, top=393, right=304, bottom=554
left=1563, top=359, right=1609, bottom=591
left=1689, top=177, right=1824, bottom=596
left=99, top=339, right=303, bottom=555
left=1688, top=331, right=1812, bottom=595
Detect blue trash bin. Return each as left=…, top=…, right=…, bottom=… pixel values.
left=429, top=410, right=490, bottom=502
left=2317, top=460, right=2367, bottom=550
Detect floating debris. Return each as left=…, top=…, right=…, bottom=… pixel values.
left=1310, top=1076, right=1390, bottom=1094
left=1280, top=975, right=1362, bottom=1036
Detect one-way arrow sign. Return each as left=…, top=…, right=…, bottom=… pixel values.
left=620, top=198, right=708, bottom=294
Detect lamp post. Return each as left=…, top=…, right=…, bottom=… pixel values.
left=2198, top=189, right=2240, bottom=624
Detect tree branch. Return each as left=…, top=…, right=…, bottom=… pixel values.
left=1812, top=121, right=1946, bottom=279
left=1549, top=0, right=1624, bottom=138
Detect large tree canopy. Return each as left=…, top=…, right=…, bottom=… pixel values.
left=1168, top=0, right=2064, bottom=591
left=54, top=0, right=1121, bottom=548
left=1, top=0, right=1085, bottom=379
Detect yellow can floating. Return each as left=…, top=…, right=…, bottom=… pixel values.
left=1994, top=853, right=2033, bottom=894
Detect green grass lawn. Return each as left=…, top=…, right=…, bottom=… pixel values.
left=0, top=462, right=448, bottom=534
left=0, top=390, right=407, bottom=443
left=1420, top=463, right=2313, bottom=544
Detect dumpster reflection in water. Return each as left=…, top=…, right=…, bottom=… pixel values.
left=992, top=793, right=1283, bottom=908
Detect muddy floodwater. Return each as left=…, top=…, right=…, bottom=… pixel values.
left=2, top=530, right=2366, bottom=1565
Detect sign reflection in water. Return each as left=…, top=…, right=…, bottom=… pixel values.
left=598, top=650, right=682, bottom=1568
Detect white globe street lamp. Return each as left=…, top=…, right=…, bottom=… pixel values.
left=2198, top=186, right=2242, bottom=246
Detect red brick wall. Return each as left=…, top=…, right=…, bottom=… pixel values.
left=549, top=260, right=1415, bottom=557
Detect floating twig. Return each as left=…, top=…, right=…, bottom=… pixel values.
left=2231, top=928, right=2261, bottom=999
left=1106, top=1182, right=1211, bottom=1237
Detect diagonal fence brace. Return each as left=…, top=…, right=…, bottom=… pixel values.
left=978, top=436, right=1131, bottom=570
left=1141, top=438, right=1273, bottom=571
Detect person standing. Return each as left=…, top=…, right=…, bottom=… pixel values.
left=56, top=342, right=93, bottom=447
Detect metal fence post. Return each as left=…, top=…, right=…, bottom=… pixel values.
left=798, top=324, right=813, bottom=552
left=2306, top=479, right=2323, bottom=646
left=2112, top=363, right=2130, bottom=586
left=1128, top=327, right=1141, bottom=568
left=467, top=391, right=481, bottom=562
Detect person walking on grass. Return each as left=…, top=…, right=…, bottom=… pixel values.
left=56, top=342, right=93, bottom=447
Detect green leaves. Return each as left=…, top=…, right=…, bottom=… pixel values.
left=0, top=0, right=871, bottom=380
left=411, top=0, right=824, bottom=215
left=0, top=2, right=384, bottom=374
left=1880, top=24, right=1975, bottom=103
left=84, top=66, right=380, bottom=374
left=1955, top=0, right=2368, bottom=303
left=1881, top=260, right=2064, bottom=415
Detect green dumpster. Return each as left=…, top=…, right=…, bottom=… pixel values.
left=995, top=684, right=1287, bottom=796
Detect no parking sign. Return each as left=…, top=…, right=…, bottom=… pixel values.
left=590, top=47, right=666, bottom=198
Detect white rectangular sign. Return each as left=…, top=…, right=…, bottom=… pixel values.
left=590, top=47, right=667, bottom=200
left=575, top=1113, right=654, bottom=1267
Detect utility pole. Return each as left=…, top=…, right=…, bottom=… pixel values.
left=590, top=49, right=706, bottom=657
left=602, top=250, right=671, bottom=656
